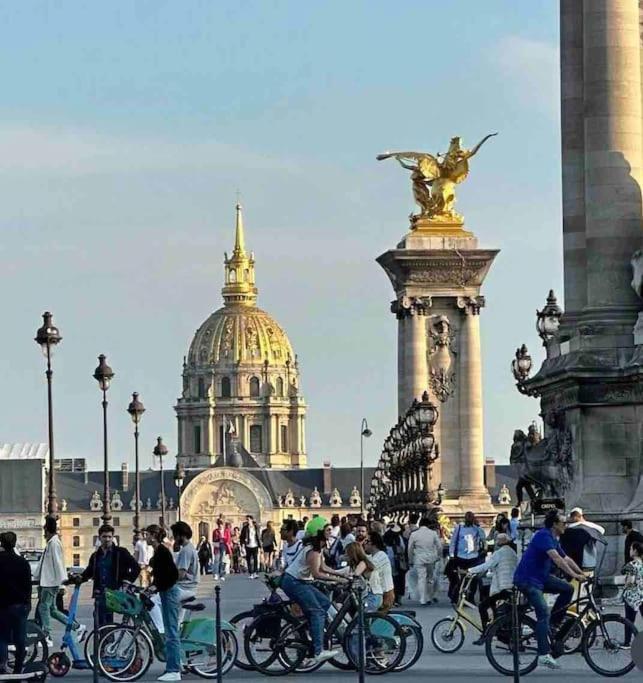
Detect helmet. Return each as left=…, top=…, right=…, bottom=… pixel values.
left=305, top=516, right=328, bottom=537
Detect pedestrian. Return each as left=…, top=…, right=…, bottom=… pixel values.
left=231, top=526, right=241, bottom=573
left=147, top=524, right=182, bottom=682
left=407, top=517, right=442, bottom=605
left=513, top=510, right=585, bottom=670
left=468, top=533, right=517, bottom=644
left=446, top=511, right=486, bottom=604
left=384, top=524, right=407, bottom=605
left=197, top=535, right=212, bottom=576
left=403, top=513, right=420, bottom=542
left=134, top=531, right=151, bottom=587
left=355, top=521, right=369, bottom=548
left=261, top=521, right=276, bottom=571
left=622, top=541, right=643, bottom=642
left=212, top=520, right=226, bottom=580
left=330, top=514, right=341, bottom=540
left=171, top=521, right=199, bottom=623
left=35, top=516, right=83, bottom=646
left=0, top=532, right=32, bottom=675
left=279, top=520, right=302, bottom=570
left=620, top=520, right=643, bottom=565
left=509, top=507, right=521, bottom=546
left=80, top=524, right=140, bottom=627
left=565, top=508, right=605, bottom=573
left=240, top=515, right=260, bottom=578
left=222, top=522, right=233, bottom=575
left=364, top=531, right=395, bottom=611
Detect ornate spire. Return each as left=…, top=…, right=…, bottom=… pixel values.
left=222, top=204, right=257, bottom=307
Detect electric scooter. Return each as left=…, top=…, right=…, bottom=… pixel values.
left=46, top=582, right=90, bottom=677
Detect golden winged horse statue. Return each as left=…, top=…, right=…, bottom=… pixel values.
left=377, top=133, right=497, bottom=224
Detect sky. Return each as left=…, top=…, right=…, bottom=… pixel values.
left=0, top=1, right=561, bottom=474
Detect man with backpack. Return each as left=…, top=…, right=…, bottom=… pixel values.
left=446, top=511, right=486, bottom=604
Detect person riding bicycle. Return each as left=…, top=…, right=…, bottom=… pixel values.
left=467, top=532, right=517, bottom=644
left=513, top=510, right=586, bottom=671
left=280, top=517, right=347, bottom=668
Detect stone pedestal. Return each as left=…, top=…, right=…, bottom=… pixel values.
left=378, top=226, right=499, bottom=512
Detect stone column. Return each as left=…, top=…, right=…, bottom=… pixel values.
left=583, top=1, right=642, bottom=319
left=393, top=297, right=430, bottom=416
left=457, top=296, right=487, bottom=497
left=561, top=0, right=587, bottom=318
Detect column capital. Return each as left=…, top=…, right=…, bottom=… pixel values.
left=390, top=295, right=432, bottom=319
left=457, top=295, right=485, bottom=315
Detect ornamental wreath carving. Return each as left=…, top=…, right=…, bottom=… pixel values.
left=427, top=314, right=456, bottom=402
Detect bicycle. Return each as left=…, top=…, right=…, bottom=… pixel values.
left=94, top=583, right=238, bottom=681
left=245, top=576, right=406, bottom=676
left=485, top=577, right=637, bottom=677
left=6, top=619, right=49, bottom=672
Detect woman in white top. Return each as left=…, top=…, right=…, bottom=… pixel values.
left=281, top=527, right=346, bottom=667
left=364, top=531, right=395, bottom=611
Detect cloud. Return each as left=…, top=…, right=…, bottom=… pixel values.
left=491, top=36, right=558, bottom=118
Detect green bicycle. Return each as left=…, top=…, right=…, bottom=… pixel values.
left=95, top=583, right=237, bottom=681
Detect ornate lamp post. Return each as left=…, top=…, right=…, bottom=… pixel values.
left=34, top=312, right=62, bottom=517
left=536, top=290, right=563, bottom=346
left=360, top=418, right=372, bottom=517
left=174, top=462, right=185, bottom=521
left=93, top=355, right=115, bottom=523
left=153, top=437, right=168, bottom=528
left=511, top=344, right=533, bottom=394
left=127, top=392, right=145, bottom=543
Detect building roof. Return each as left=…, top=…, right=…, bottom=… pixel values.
left=0, top=443, right=48, bottom=460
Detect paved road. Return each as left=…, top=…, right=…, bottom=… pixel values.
left=36, top=575, right=638, bottom=681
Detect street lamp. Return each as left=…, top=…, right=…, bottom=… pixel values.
left=360, top=418, right=372, bottom=517
left=536, top=290, right=563, bottom=345
left=127, top=392, right=145, bottom=543
left=174, top=462, right=185, bottom=521
left=93, top=354, right=114, bottom=523
left=153, top=436, right=168, bottom=528
left=35, top=311, right=62, bottom=517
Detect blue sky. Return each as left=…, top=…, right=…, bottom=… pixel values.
left=1, top=2, right=561, bottom=473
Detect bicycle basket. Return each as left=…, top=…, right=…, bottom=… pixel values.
left=105, top=588, right=142, bottom=616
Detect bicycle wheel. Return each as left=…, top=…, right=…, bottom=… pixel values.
left=343, top=613, right=406, bottom=674
left=9, top=620, right=48, bottom=669
left=582, top=614, right=636, bottom=677
left=556, top=612, right=585, bottom=655
left=244, top=613, right=306, bottom=675
left=97, top=625, right=153, bottom=682
left=430, top=617, right=465, bottom=654
left=229, top=610, right=255, bottom=670
left=188, top=630, right=238, bottom=679
left=85, top=624, right=119, bottom=667
left=485, top=613, right=538, bottom=676
left=394, top=624, right=423, bottom=672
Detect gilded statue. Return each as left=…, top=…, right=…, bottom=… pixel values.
left=377, top=133, right=497, bottom=225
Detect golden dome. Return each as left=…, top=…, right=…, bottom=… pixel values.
left=188, top=306, right=295, bottom=367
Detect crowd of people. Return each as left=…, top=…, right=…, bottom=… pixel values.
left=1, top=506, right=642, bottom=677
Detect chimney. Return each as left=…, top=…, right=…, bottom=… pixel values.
left=121, top=463, right=129, bottom=491
left=322, top=460, right=332, bottom=494
left=484, top=458, right=496, bottom=490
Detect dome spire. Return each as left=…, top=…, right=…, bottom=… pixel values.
left=222, top=203, right=257, bottom=307
left=233, top=203, right=246, bottom=256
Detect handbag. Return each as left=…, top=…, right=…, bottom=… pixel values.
left=443, top=524, right=462, bottom=577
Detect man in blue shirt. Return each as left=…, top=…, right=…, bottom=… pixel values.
left=447, top=511, right=486, bottom=603
left=513, top=510, right=586, bottom=670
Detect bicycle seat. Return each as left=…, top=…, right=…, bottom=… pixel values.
left=183, top=602, right=206, bottom=612
left=180, top=596, right=197, bottom=605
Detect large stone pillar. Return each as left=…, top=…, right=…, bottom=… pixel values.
left=456, top=296, right=487, bottom=498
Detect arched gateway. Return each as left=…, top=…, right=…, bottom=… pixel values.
left=180, top=467, right=274, bottom=535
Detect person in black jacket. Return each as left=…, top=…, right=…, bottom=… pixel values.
left=240, top=515, right=260, bottom=578
left=0, top=532, right=32, bottom=675
left=621, top=520, right=643, bottom=565
left=80, top=524, right=139, bottom=626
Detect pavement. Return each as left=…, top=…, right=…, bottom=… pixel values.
left=34, top=574, right=639, bottom=681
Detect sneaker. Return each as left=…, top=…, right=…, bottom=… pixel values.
left=316, top=649, right=341, bottom=663
left=472, top=636, right=486, bottom=646
left=157, top=673, right=182, bottom=681
left=220, top=576, right=225, bottom=582
left=213, top=574, right=219, bottom=580
left=76, top=624, right=87, bottom=642
left=45, top=637, right=54, bottom=648
left=538, top=654, right=561, bottom=670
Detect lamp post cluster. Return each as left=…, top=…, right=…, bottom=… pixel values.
left=368, top=391, right=440, bottom=521
left=35, top=311, right=184, bottom=541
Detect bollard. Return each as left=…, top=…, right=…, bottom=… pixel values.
left=356, top=583, right=365, bottom=683
left=511, top=587, right=520, bottom=683
left=215, top=584, right=223, bottom=683
left=92, top=593, right=99, bottom=683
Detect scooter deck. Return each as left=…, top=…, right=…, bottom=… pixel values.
left=0, top=663, right=47, bottom=680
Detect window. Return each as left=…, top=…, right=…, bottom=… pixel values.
left=276, top=377, right=284, bottom=397
left=73, top=554, right=81, bottom=567
left=280, top=425, right=288, bottom=452
left=73, top=536, right=80, bottom=548
left=113, top=517, right=120, bottom=527
left=250, top=425, right=263, bottom=453
left=197, top=377, right=206, bottom=399
left=72, top=517, right=80, bottom=528
left=219, top=425, right=224, bottom=454
left=93, top=518, right=100, bottom=526
left=194, top=425, right=202, bottom=454
left=229, top=269, right=236, bottom=283
left=221, top=376, right=231, bottom=398
left=249, top=376, right=260, bottom=397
